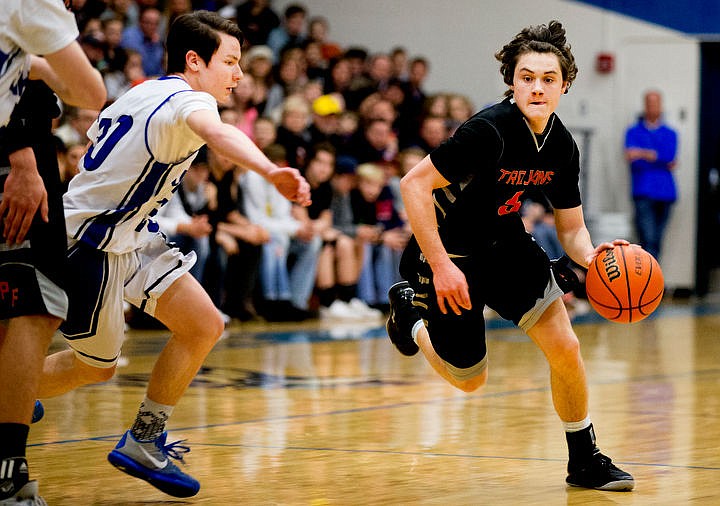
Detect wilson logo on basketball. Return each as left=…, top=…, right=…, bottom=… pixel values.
left=601, top=249, right=621, bottom=282
left=586, top=244, right=664, bottom=323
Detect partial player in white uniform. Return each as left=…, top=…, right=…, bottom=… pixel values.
left=0, top=1, right=105, bottom=504
left=36, top=10, right=310, bottom=499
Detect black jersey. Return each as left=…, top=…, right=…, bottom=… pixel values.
left=429, top=97, right=581, bottom=253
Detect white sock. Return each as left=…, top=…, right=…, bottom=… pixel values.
left=563, top=416, right=591, bottom=433
left=411, top=320, right=424, bottom=343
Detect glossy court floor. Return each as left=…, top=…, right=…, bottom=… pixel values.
left=27, top=295, right=720, bottom=505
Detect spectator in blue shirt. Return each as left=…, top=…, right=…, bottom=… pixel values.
left=624, top=90, right=678, bottom=260
left=267, top=4, right=307, bottom=61
left=120, top=7, right=165, bottom=77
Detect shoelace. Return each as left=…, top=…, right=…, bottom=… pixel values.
left=159, top=439, right=192, bottom=463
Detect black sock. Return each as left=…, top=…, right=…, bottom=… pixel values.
left=317, top=287, right=336, bottom=307
left=0, top=423, right=29, bottom=460
left=337, top=283, right=357, bottom=303
left=566, top=424, right=598, bottom=467
left=0, top=424, right=30, bottom=500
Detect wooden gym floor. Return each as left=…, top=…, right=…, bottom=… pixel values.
left=27, top=295, right=720, bottom=505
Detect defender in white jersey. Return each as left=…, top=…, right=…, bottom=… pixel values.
left=0, top=1, right=105, bottom=504
left=36, top=11, right=310, bottom=498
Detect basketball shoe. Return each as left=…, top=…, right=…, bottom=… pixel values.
left=107, top=430, right=200, bottom=497
left=565, top=424, right=634, bottom=491
left=0, top=458, right=46, bottom=506
left=386, top=281, right=421, bottom=356
left=566, top=450, right=634, bottom=491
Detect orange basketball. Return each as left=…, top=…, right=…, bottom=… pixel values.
left=585, top=244, right=664, bottom=323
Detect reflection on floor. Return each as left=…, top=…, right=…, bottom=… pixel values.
left=30, top=294, right=720, bottom=505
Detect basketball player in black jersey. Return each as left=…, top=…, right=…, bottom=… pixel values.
left=387, top=20, right=634, bottom=491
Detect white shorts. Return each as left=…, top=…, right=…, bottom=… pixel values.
left=60, top=234, right=195, bottom=368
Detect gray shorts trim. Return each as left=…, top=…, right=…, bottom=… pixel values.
left=517, top=270, right=564, bottom=332
left=37, top=268, right=69, bottom=320
left=444, top=355, right=488, bottom=381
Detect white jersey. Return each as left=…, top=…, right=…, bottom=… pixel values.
left=64, top=76, right=219, bottom=253
left=0, top=0, right=78, bottom=126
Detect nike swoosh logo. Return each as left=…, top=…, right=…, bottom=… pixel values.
left=137, top=444, right=168, bottom=469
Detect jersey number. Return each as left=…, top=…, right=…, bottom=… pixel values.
left=498, top=190, right=524, bottom=215
left=83, top=115, right=134, bottom=171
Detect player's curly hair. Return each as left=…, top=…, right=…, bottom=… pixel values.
left=495, top=20, right=578, bottom=97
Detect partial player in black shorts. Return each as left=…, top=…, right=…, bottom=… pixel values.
left=387, top=20, right=635, bottom=492
left=0, top=81, right=68, bottom=320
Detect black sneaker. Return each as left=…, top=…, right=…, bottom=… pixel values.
left=566, top=451, right=635, bottom=491
left=386, top=281, right=421, bottom=356
left=0, top=457, right=46, bottom=506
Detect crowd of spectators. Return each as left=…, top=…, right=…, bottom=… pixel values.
left=54, top=0, right=479, bottom=324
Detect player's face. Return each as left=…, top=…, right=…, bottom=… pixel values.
left=510, top=51, right=568, bottom=133
left=198, top=33, right=243, bottom=103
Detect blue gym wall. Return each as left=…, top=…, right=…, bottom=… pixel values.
left=570, top=0, right=720, bottom=37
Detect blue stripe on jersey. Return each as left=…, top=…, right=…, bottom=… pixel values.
left=74, top=158, right=174, bottom=249
left=144, top=86, right=196, bottom=156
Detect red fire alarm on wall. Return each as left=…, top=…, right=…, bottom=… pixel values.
left=596, top=52, right=615, bottom=73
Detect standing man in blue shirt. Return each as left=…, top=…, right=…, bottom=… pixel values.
left=120, top=7, right=165, bottom=77
left=624, top=90, right=678, bottom=260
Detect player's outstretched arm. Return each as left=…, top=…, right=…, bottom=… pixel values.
left=29, top=42, right=106, bottom=111
left=187, top=109, right=311, bottom=206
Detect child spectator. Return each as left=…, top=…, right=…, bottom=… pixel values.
left=319, top=156, right=382, bottom=319
left=274, top=94, right=312, bottom=169
left=352, top=162, right=408, bottom=311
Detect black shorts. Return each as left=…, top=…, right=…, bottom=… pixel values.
left=399, top=232, right=551, bottom=369
left=0, top=164, right=69, bottom=320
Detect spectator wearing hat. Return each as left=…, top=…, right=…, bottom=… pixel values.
left=309, top=94, right=344, bottom=148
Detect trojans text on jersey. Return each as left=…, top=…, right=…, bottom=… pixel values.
left=498, top=169, right=555, bottom=186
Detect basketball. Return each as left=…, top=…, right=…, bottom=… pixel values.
left=585, top=244, right=664, bottom=323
